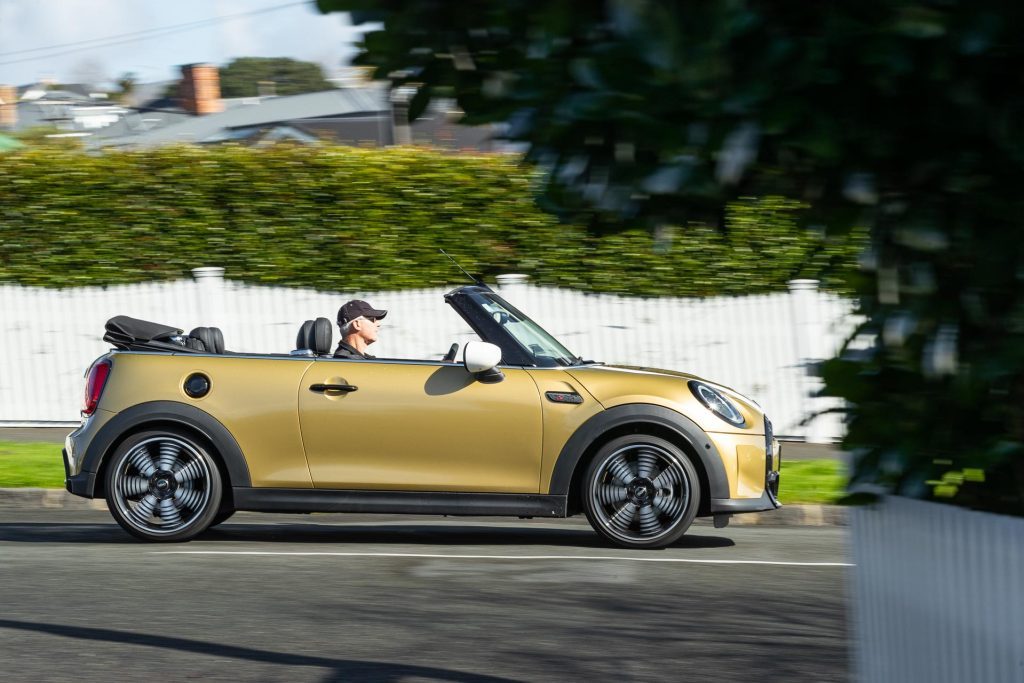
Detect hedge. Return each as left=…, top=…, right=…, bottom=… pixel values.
left=0, top=145, right=864, bottom=296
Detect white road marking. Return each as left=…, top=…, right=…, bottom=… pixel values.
left=152, top=550, right=852, bottom=567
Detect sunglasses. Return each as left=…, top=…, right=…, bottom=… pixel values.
left=361, top=316, right=381, bottom=323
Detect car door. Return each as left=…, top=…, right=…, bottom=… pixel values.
left=297, top=358, right=544, bottom=492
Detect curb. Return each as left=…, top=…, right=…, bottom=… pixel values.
left=0, top=488, right=847, bottom=525
left=0, top=488, right=109, bottom=511
left=721, top=504, right=847, bottom=527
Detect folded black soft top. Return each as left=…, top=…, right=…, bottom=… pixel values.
left=103, top=316, right=228, bottom=354
left=104, top=316, right=182, bottom=345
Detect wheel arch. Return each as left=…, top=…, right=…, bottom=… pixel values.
left=82, top=401, right=251, bottom=499
left=549, top=404, right=728, bottom=517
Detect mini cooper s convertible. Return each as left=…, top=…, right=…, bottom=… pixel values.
left=63, top=284, right=780, bottom=548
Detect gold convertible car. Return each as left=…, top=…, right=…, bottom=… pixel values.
left=64, top=284, right=780, bottom=548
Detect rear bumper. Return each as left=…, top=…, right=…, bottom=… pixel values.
left=65, top=471, right=96, bottom=497
left=62, top=411, right=115, bottom=499
left=63, top=446, right=97, bottom=498
left=62, top=428, right=98, bottom=497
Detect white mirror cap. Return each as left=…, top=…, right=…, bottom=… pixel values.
left=463, top=341, right=502, bottom=373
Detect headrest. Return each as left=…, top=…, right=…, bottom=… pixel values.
left=311, top=317, right=332, bottom=355
left=189, top=327, right=225, bottom=354
left=296, top=318, right=332, bottom=355
left=296, top=320, right=314, bottom=350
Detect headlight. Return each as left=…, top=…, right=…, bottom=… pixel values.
left=688, top=380, right=746, bottom=427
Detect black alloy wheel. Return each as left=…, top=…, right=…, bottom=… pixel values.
left=582, top=435, right=701, bottom=549
left=104, top=429, right=223, bottom=542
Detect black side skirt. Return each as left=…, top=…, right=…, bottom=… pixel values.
left=233, top=488, right=567, bottom=518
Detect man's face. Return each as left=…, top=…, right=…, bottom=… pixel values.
left=354, top=316, right=380, bottom=344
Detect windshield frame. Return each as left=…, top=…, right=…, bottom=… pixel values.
left=444, top=285, right=583, bottom=367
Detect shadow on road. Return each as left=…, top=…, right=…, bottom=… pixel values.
left=0, top=519, right=736, bottom=550
left=0, top=522, right=134, bottom=544
left=0, top=618, right=519, bottom=682
left=200, top=523, right=736, bottom=550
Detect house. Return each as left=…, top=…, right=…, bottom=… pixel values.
left=88, top=64, right=394, bottom=149
left=3, top=64, right=506, bottom=152
left=91, top=65, right=507, bottom=152
left=0, top=82, right=128, bottom=133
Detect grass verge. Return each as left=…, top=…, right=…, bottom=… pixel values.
left=0, top=441, right=66, bottom=488
left=777, top=459, right=847, bottom=505
left=0, top=441, right=848, bottom=504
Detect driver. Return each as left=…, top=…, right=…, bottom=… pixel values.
left=333, top=300, right=387, bottom=359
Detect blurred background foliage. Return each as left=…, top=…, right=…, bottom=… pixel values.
left=218, top=57, right=336, bottom=98
left=319, top=0, right=1024, bottom=515
left=0, top=145, right=862, bottom=295
left=6, top=126, right=86, bottom=150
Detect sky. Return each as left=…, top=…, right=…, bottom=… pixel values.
left=0, top=0, right=372, bottom=87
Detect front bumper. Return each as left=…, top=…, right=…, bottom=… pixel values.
left=708, top=418, right=782, bottom=515
left=710, top=489, right=781, bottom=514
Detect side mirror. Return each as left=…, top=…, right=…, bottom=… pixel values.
left=462, top=341, right=504, bottom=383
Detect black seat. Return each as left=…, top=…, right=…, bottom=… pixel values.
left=188, top=327, right=225, bottom=354
left=293, top=318, right=332, bottom=356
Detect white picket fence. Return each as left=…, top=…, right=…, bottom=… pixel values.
left=0, top=268, right=858, bottom=437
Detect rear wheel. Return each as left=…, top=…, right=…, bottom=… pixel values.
left=104, top=429, right=222, bottom=542
left=209, top=508, right=235, bottom=527
left=582, top=435, right=700, bottom=549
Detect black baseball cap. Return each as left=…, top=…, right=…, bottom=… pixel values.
left=337, top=300, right=388, bottom=325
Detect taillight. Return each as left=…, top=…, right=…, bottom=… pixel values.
left=83, top=360, right=112, bottom=417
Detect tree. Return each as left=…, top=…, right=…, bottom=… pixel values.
left=219, top=57, right=335, bottom=98
left=116, top=72, right=137, bottom=105
left=319, top=0, right=1024, bottom=515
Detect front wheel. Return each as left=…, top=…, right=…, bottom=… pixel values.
left=104, top=429, right=223, bottom=542
left=582, top=435, right=701, bottom=549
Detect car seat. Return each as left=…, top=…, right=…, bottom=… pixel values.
left=292, top=317, right=332, bottom=356
left=188, top=327, right=225, bottom=354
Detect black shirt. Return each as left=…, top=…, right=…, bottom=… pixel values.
left=333, top=341, right=375, bottom=360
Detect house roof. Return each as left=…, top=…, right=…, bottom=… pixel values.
left=129, top=81, right=178, bottom=109
left=93, top=87, right=386, bottom=148
left=85, top=109, right=192, bottom=142
left=18, top=84, right=99, bottom=101
left=11, top=97, right=128, bottom=131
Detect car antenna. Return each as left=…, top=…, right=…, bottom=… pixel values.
left=440, top=249, right=485, bottom=287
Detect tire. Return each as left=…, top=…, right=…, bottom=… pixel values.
left=104, top=428, right=223, bottom=542
left=582, top=435, right=701, bottom=549
left=209, top=509, right=235, bottom=527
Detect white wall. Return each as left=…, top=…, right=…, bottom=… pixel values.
left=0, top=270, right=858, bottom=438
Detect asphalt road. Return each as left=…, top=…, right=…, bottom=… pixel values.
left=0, top=510, right=850, bottom=682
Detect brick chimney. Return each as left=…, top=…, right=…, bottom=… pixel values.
left=0, top=85, right=16, bottom=129
left=179, top=64, right=223, bottom=115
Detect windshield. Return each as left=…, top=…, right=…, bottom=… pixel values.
left=466, top=291, right=580, bottom=367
